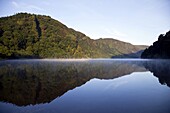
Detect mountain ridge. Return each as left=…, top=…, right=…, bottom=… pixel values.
left=0, top=13, right=147, bottom=59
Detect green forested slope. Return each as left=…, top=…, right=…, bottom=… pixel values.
left=0, top=13, right=146, bottom=58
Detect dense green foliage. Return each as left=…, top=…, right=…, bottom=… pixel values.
left=0, top=13, right=146, bottom=59
left=141, top=31, right=170, bottom=58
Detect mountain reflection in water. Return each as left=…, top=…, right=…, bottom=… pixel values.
left=143, top=60, right=170, bottom=87
left=0, top=59, right=170, bottom=108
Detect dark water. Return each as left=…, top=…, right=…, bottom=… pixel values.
left=0, top=59, right=170, bottom=113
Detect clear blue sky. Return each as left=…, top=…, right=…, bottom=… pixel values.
left=0, top=0, right=170, bottom=45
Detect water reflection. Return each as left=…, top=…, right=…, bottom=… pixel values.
left=142, top=60, right=170, bottom=87
left=0, top=59, right=146, bottom=106
left=0, top=59, right=170, bottom=109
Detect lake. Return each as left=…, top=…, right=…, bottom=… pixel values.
left=0, top=59, right=170, bottom=113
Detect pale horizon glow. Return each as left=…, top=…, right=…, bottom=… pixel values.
left=0, top=0, right=170, bottom=45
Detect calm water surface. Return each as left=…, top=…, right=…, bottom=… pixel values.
left=0, top=59, right=170, bottom=113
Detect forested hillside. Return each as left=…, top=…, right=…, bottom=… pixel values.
left=0, top=13, right=146, bottom=59
left=141, top=31, right=170, bottom=59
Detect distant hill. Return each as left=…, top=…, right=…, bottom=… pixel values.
left=141, top=31, right=170, bottom=59
left=0, top=13, right=147, bottom=59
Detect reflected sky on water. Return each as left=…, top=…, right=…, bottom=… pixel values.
left=0, top=59, right=170, bottom=113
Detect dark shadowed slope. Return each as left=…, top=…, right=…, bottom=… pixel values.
left=141, top=31, right=170, bottom=59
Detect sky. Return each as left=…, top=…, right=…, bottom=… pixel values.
left=0, top=0, right=170, bottom=45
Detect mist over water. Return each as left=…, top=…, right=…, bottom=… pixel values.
left=0, top=59, right=170, bottom=113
